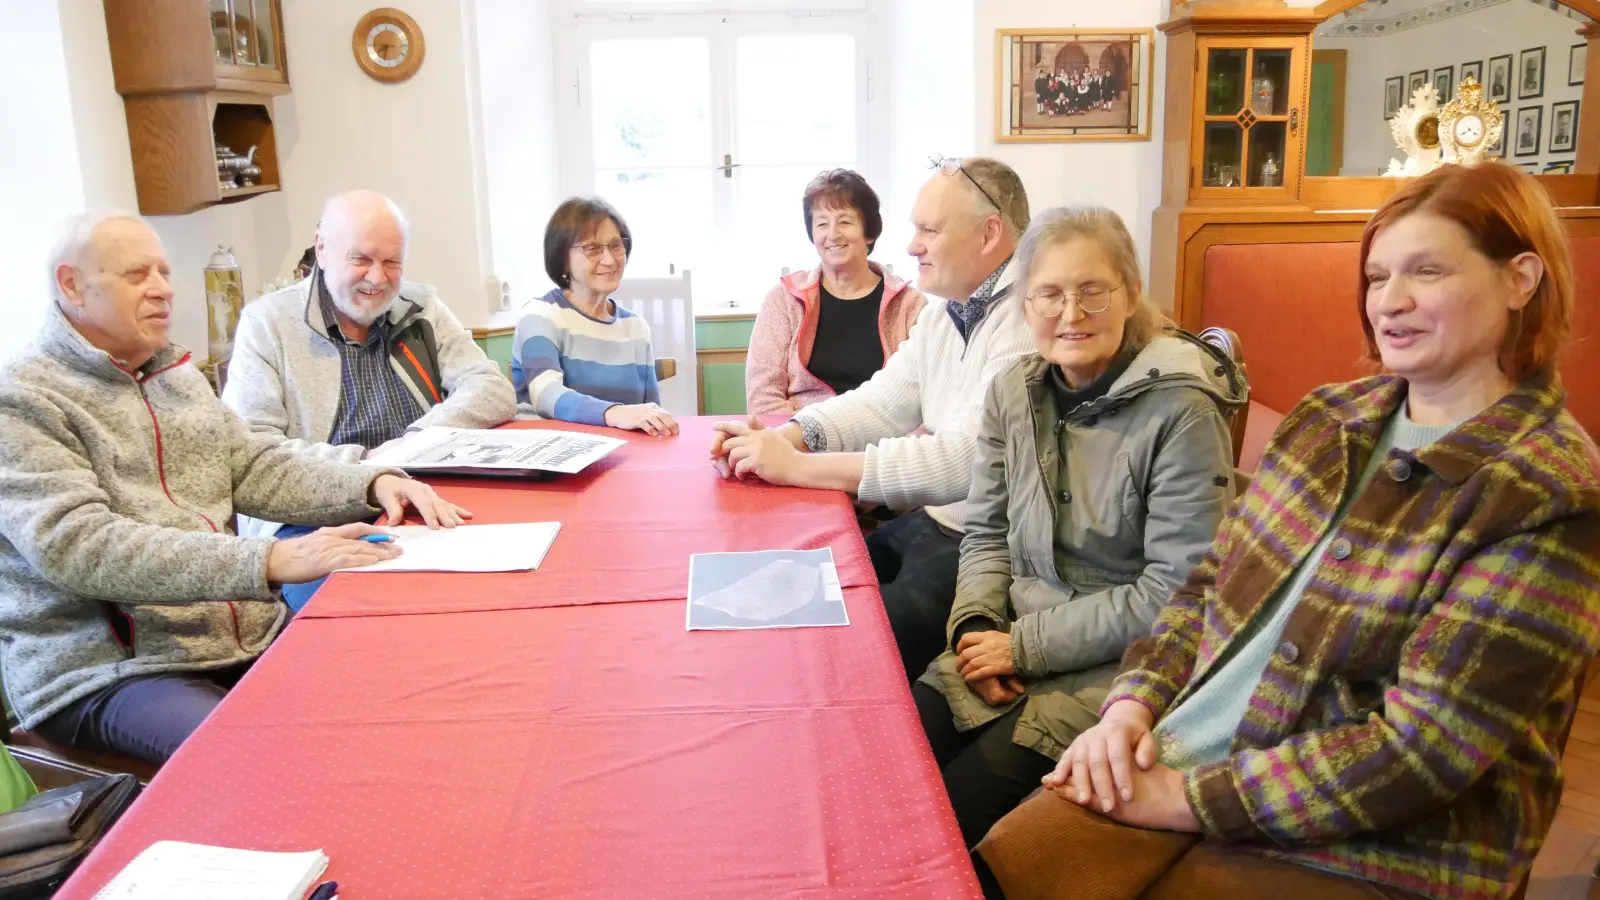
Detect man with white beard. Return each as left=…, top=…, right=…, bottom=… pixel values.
left=223, top=191, right=514, bottom=606
left=225, top=190, right=514, bottom=466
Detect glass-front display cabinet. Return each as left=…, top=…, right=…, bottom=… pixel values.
left=1189, top=37, right=1309, bottom=201
left=209, top=0, right=288, bottom=90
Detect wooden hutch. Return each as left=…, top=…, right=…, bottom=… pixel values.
left=102, top=0, right=290, bottom=215
left=1151, top=0, right=1600, bottom=329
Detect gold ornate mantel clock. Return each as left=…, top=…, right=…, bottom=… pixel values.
left=1439, top=76, right=1505, bottom=166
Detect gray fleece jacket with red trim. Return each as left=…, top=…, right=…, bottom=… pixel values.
left=0, top=304, right=392, bottom=729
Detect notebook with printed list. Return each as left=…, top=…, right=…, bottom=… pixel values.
left=361, top=426, right=625, bottom=477
left=90, top=841, right=328, bottom=900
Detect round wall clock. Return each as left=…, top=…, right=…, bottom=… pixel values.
left=353, top=8, right=425, bottom=84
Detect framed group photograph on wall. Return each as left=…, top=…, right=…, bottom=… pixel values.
left=1460, top=60, right=1483, bottom=86
left=1519, top=46, right=1546, bottom=100
left=1408, top=70, right=1429, bottom=97
left=1550, top=99, right=1579, bottom=153
left=995, top=28, right=1155, bottom=143
left=1572, top=43, right=1588, bottom=87
left=1433, top=66, right=1454, bottom=101
left=1514, top=106, right=1544, bottom=157
left=1488, top=54, right=1513, bottom=103
left=1384, top=76, right=1404, bottom=119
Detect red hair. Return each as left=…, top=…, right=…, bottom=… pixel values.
left=1358, top=162, right=1573, bottom=381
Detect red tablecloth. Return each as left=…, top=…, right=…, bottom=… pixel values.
left=300, top=418, right=876, bottom=619
left=55, top=417, right=981, bottom=899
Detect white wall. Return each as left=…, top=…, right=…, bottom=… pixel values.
left=880, top=0, right=977, bottom=281
left=274, top=0, right=496, bottom=322
left=475, top=0, right=563, bottom=307
left=1320, top=2, right=1584, bottom=175
left=974, top=0, right=1167, bottom=282
left=0, top=0, right=85, bottom=361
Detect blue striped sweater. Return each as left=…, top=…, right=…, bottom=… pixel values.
left=510, top=288, right=659, bottom=426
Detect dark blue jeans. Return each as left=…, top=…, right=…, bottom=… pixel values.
left=35, top=664, right=251, bottom=765
left=865, top=508, right=963, bottom=679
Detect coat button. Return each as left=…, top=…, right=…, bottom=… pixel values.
left=1059, top=491, right=1072, bottom=503
left=1330, top=538, right=1352, bottom=560
left=1276, top=641, right=1300, bottom=664
left=1148, top=368, right=1161, bottom=378
left=1387, top=459, right=1413, bottom=482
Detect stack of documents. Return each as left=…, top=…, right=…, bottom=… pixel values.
left=92, top=841, right=327, bottom=899
left=363, top=426, right=625, bottom=476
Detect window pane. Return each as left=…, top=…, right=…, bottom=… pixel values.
left=731, top=163, right=852, bottom=286
left=595, top=168, right=715, bottom=280
left=734, top=35, right=856, bottom=166
left=590, top=39, right=712, bottom=169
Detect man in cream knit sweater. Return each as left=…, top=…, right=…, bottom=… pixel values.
left=713, top=158, right=1033, bottom=677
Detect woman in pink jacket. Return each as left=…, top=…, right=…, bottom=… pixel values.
left=745, top=169, right=927, bottom=415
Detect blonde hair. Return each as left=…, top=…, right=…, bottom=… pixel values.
left=1015, top=205, right=1166, bottom=347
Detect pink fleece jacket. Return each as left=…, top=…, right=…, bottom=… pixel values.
left=744, top=263, right=927, bottom=415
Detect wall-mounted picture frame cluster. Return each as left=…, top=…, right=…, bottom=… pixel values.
left=1515, top=106, right=1544, bottom=157
left=1489, top=54, right=1513, bottom=103
left=1520, top=46, right=1547, bottom=100
left=1551, top=99, right=1579, bottom=154
left=1571, top=43, right=1588, bottom=87
left=1395, top=43, right=1581, bottom=169
left=1384, top=76, right=1404, bottom=120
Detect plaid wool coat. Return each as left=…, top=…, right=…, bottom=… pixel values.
left=1105, top=373, right=1600, bottom=900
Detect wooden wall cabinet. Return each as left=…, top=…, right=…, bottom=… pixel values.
left=1150, top=0, right=1600, bottom=331
left=103, top=0, right=289, bottom=216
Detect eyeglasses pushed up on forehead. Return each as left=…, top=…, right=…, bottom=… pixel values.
left=573, top=239, right=627, bottom=262
left=928, top=154, right=1003, bottom=215
left=1026, top=283, right=1125, bottom=318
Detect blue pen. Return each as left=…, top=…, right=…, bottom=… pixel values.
left=359, top=534, right=394, bottom=544
left=308, top=881, right=338, bottom=900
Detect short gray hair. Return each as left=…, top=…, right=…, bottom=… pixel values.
left=1016, top=205, right=1166, bottom=348
left=47, top=211, right=143, bottom=304
left=959, top=157, right=1030, bottom=238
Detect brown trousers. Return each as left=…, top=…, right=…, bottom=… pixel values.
left=976, top=791, right=1427, bottom=900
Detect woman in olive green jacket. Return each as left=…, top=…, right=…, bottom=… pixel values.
left=914, top=206, right=1246, bottom=848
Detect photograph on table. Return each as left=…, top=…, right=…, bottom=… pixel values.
left=1572, top=42, right=1587, bottom=87
left=1460, top=60, right=1483, bottom=88
left=1489, top=54, right=1513, bottom=103
left=1409, top=69, right=1429, bottom=97
left=1515, top=106, right=1544, bottom=157
left=1433, top=66, right=1454, bottom=102
left=1385, top=76, right=1404, bottom=120
left=1520, top=46, right=1546, bottom=100
left=686, top=548, right=850, bottom=631
left=1550, top=99, right=1579, bottom=154
left=1545, top=160, right=1574, bottom=174
left=995, top=28, right=1154, bottom=142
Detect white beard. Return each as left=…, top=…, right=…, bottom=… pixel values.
left=329, top=283, right=395, bottom=326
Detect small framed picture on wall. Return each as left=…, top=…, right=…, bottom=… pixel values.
left=1488, top=127, right=1506, bottom=158
left=1514, top=106, right=1544, bottom=157
left=1488, top=54, right=1513, bottom=102
left=1460, top=60, right=1483, bottom=86
left=1384, top=76, right=1404, bottom=119
left=1550, top=99, right=1579, bottom=154
left=1518, top=162, right=1542, bottom=175
left=1545, top=160, right=1574, bottom=174
left=1571, top=43, right=1587, bottom=87
left=1409, top=70, right=1429, bottom=97
left=1519, top=46, right=1547, bottom=100
left=1433, top=66, right=1454, bottom=100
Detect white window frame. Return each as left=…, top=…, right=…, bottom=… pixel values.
left=550, top=0, right=887, bottom=308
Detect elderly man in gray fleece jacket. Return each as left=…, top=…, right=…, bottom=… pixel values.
left=0, top=212, right=468, bottom=765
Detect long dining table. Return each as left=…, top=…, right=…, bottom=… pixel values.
left=55, top=417, right=983, bottom=899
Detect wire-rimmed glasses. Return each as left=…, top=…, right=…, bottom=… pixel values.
left=1025, top=283, right=1125, bottom=317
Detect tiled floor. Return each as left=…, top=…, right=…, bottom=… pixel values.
left=1528, top=678, right=1600, bottom=900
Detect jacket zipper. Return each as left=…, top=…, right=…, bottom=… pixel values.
left=119, top=355, right=247, bottom=652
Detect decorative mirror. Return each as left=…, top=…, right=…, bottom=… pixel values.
left=1309, top=0, right=1591, bottom=176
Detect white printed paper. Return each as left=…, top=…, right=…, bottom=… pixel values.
left=344, top=522, right=561, bottom=573
left=687, top=549, right=849, bottom=631
left=92, top=841, right=327, bottom=900
left=364, top=426, right=625, bottom=475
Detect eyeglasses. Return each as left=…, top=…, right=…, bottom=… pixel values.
left=928, top=154, right=1003, bottom=214
left=574, top=240, right=627, bottom=262
left=1025, top=283, right=1125, bottom=317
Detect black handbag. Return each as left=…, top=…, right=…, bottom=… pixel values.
left=0, top=774, right=142, bottom=899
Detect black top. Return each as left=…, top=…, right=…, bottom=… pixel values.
left=808, top=280, right=886, bottom=395
left=1047, top=338, right=1140, bottom=416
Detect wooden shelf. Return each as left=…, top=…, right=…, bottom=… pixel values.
left=102, top=0, right=289, bottom=216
